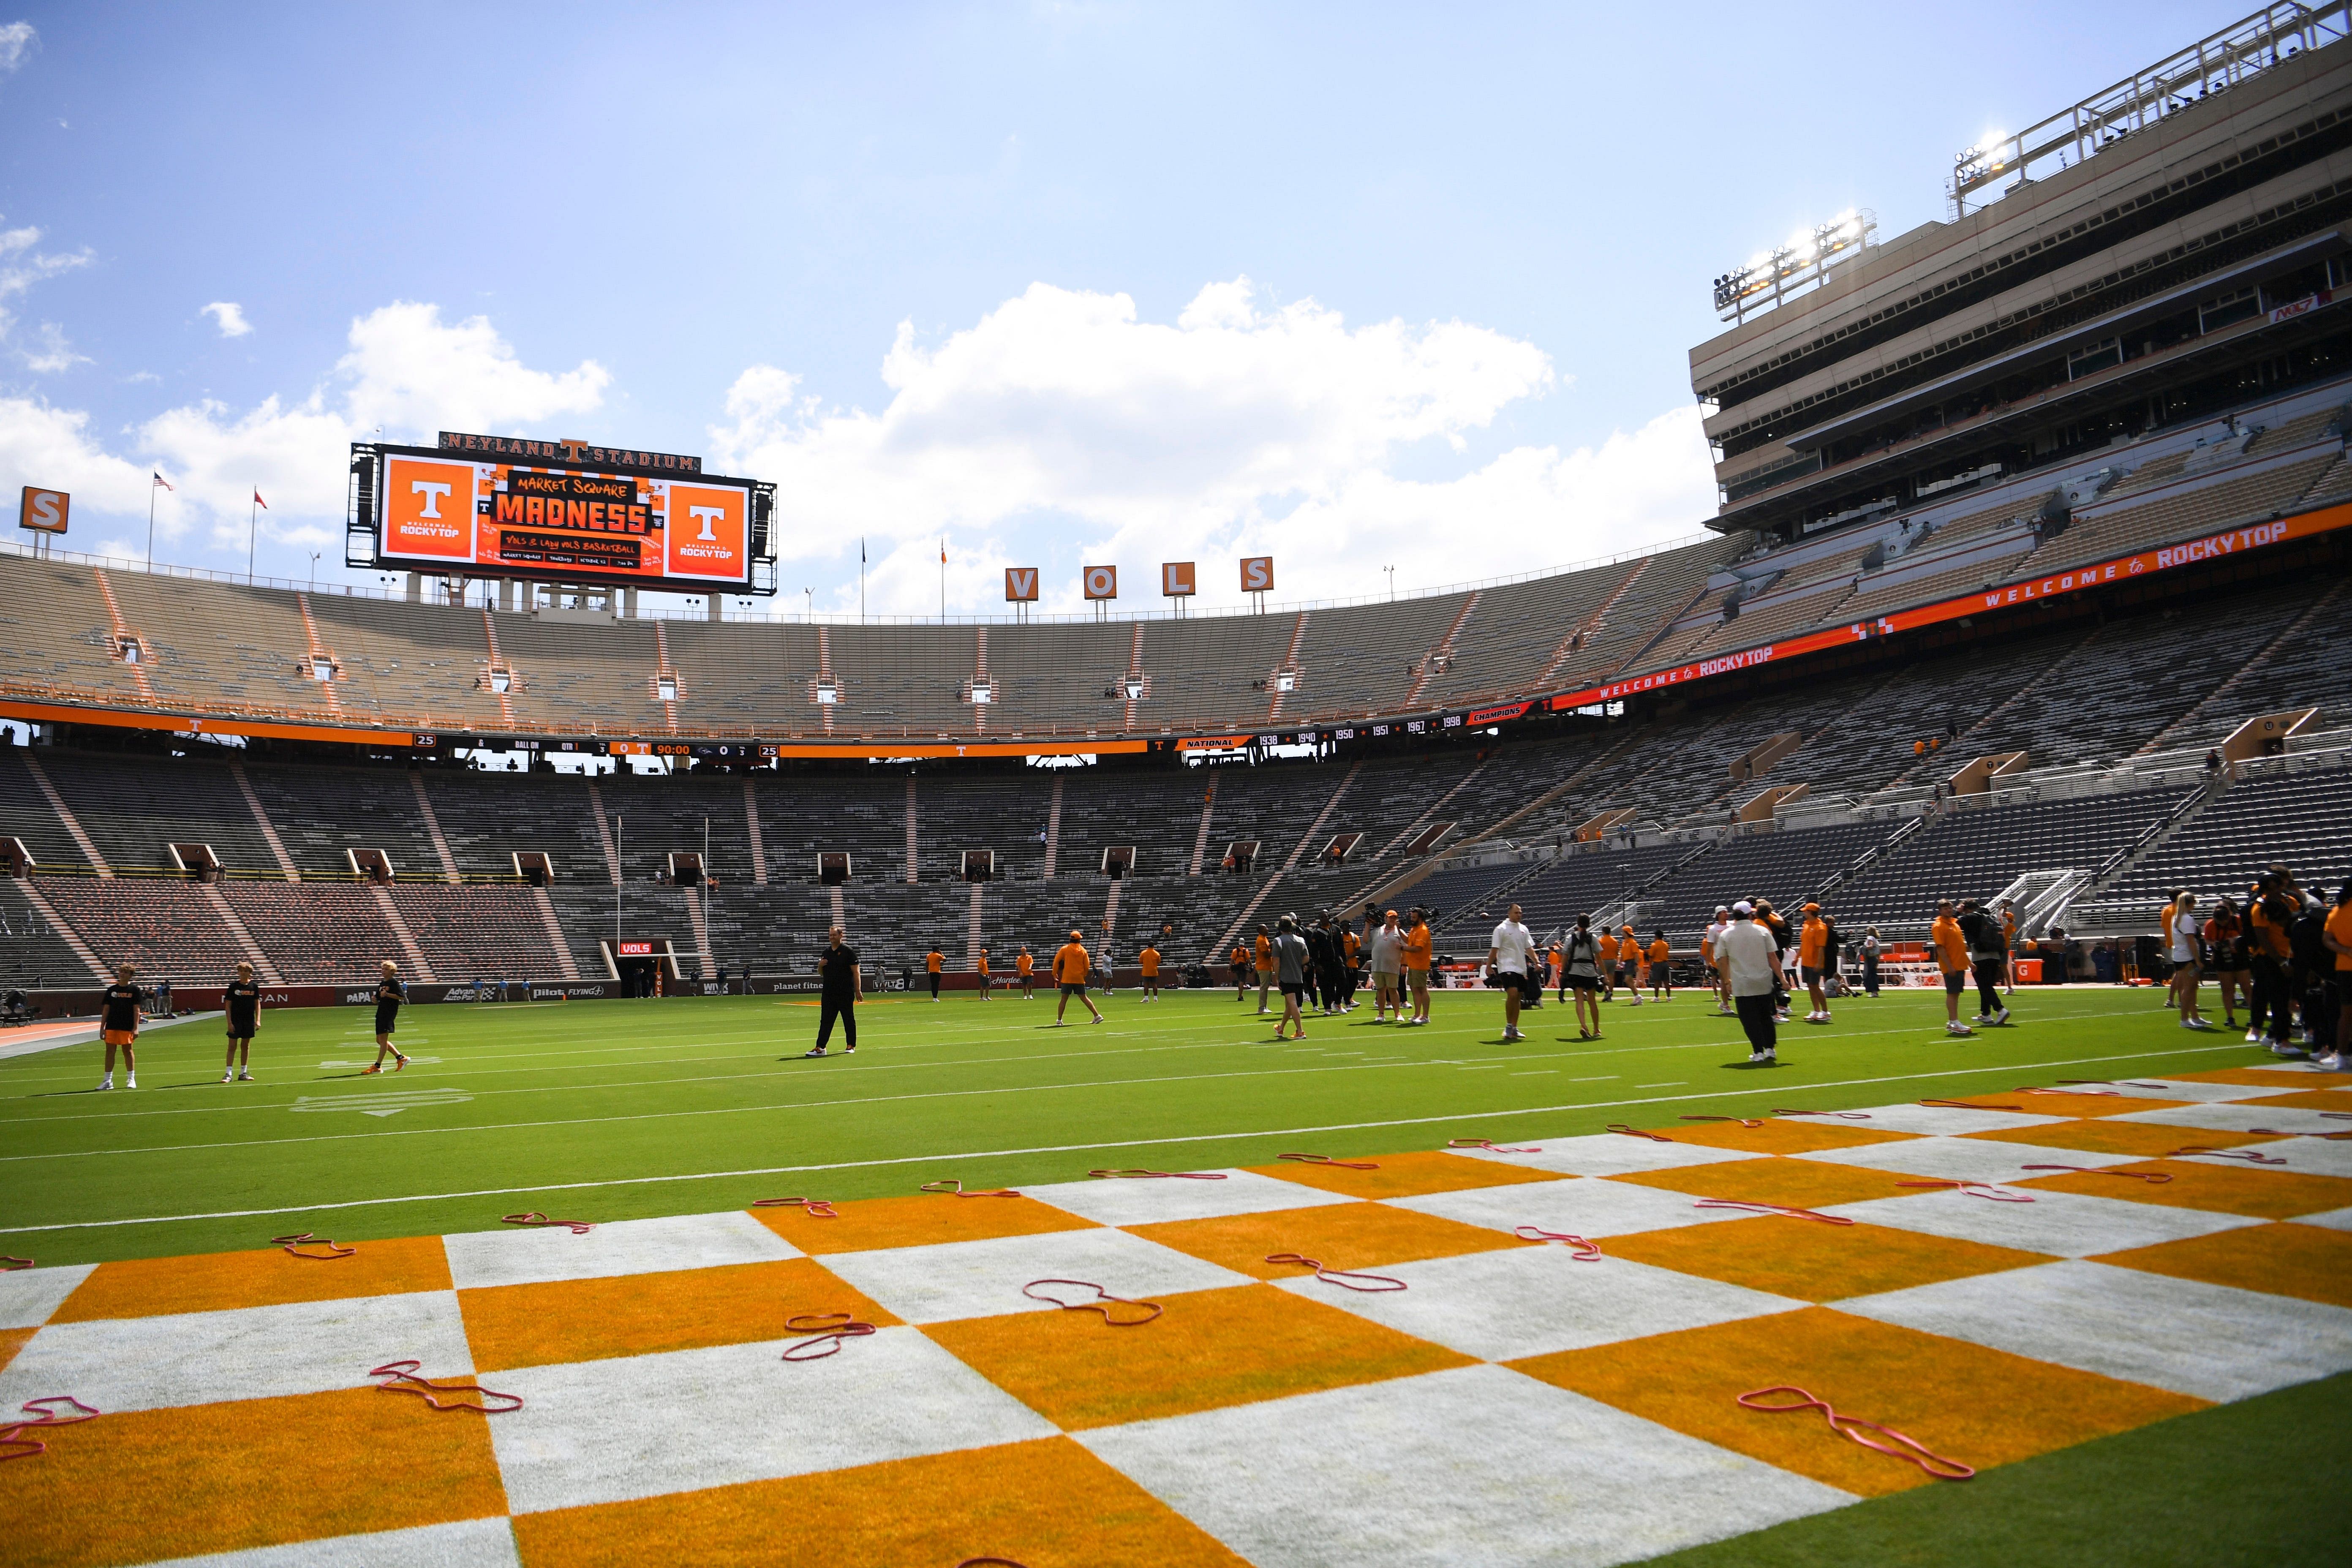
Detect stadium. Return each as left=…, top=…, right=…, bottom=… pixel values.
left=3, top=5, right=2351, bottom=1565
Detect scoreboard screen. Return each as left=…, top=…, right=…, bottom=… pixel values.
left=356, top=442, right=773, bottom=593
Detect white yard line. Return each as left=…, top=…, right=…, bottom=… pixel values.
left=0, top=1041, right=2251, bottom=1235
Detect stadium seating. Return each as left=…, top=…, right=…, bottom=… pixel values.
left=1830, top=784, right=2192, bottom=932
left=2074, top=760, right=2352, bottom=923
left=0, top=878, right=99, bottom=987
left=388, top=885, right=569, bottom=980
left=34, top=879, right=246, bottom=982
left=1640, top=818, right=1893, bottom=939
left=219, top=883, right=412, bottom=984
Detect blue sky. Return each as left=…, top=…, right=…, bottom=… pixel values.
left=0, top=1, right=2207, bottom=615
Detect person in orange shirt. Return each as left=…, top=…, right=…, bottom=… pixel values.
left=1548, top=940, right=1565, bottom=1003
left=1930, top=899, right=1972, bottom=1037
left=925, top=947, right=944, bottom=1002
left=1052, top=929, right=1102, bottom=1025
left=1619, top=925, right=1644, bottom=1006
left=1647, top=931, right=1672, bottom=1001
left=975, top=947, right=992, bottom=1002
left=1138, top=942, right=1162, bottom=1002
left=1015, top=945, right=1035, bottom=1000
left=2250, top=872, right=2297, bottom=1048
left=1400, top=907, right=1434, bottom=1026
left=2319, top=881, right=2352, bottom=1070
left=1253, top=926, right=1274, bottom=1015
left=1341, top=925, right=1363, bottom=1012
left=1230, top=943, right=1250, bottom=1001
left=1797, top=904, right=1831, bottom=1023
left=1596, top=927, right=1620, bottom=1002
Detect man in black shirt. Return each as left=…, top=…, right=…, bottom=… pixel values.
left=803, top=926, right=860, bottom=1058
left=98, top=963, right=142, bottom=1091
left=222, top=961, right=261, bottom=1083
left=363, top=960, right=411, bottom=1074
left=1957, top=900, right=2012, bottom=1026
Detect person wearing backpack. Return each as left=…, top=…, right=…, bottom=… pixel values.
left=1562, top=914, right=1605, bottom=1040
left=2288, top=895, right=2338, bottom=1062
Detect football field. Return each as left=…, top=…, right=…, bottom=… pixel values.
left=0, top=983, right=2289, bottom=1265
left=1, top=985, right=2348, bottom=1567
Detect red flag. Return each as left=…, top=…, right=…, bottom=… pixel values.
left=152, top=472, right=173, bottom=491
left=253, top=490, right=267, bottom=509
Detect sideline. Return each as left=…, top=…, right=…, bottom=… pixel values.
left=0, top=1041, right=2250, bottom=1235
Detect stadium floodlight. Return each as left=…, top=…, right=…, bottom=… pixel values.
left=1948, top=3, right=2352, bottom=218
left=1712, top=210, right=1877, bottom=323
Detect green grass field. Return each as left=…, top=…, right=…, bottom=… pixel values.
left=0, top=981, right=2266, bottom=1267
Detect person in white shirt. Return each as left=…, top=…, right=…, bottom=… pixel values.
left=1715, top=902, right=1782, bottom=1064
left=1489, top=903, right=1537, bottom=1043
left=1702, top=906, right=1733, bottom=1015
left=2170, top=890, right=2213, bottom=1030
left=1367, top=909, right=1405, bottom=1022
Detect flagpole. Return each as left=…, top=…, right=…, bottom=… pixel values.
left=859, top=538, right=866, bottom=624
left=248, top=492, right=258, bottom=583
left=147, top=483, right=156, bottom=569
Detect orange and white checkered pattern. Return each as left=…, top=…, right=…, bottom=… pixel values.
left=2, top=1066, right=2348, bottom=1566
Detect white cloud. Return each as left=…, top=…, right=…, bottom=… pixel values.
left=710, top=277, right=1713, bottom=615
left=201, top=301, right=252, bottom=338
left=0, top=22, right=34, bottom=75
left=0, top=216, right=91, bottom=352
left=0, top=301, right=609, bottom=559
left=20, top=321, right=85, bottom=373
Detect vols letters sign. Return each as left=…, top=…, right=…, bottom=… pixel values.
left=1004, top=567, right=1040, bottom=602
left=1161, top=561, right=1196, bottom=596
left=377, top=451, right=753, bottom=589
left=18, top=486, right=68, bottom=534
left=1240, top=556, right=1274, bottom=593
left=1083, top=564, right=1119, bottom=600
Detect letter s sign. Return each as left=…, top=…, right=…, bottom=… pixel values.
left=1240, top=555, right=1274, bottom=593
left=18, top=486, right=69, bottom=534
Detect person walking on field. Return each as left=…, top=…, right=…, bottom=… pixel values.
left=1718, top=903, right=1780, bottom=1065
left=1230, top=942, right=1251, bottom=1002
left=1563, top=914, right=1604, bottom=1040
left=1702, top=906, right=1733, bottom=1015
left=1271, top=915, right=1311, bottom=1040
left=363, top=961, right=411, bottom=1073
left=1016, top=945, right=1035, bottom=1000
left=1053, top=929, right=1104, bottom=1025
left=1958, top=899, right=2011, bottom=1026
left=2203, top=899, right=2249, bottom=1030
left=1597, top=924, right=1620, bottom=1002
left=1617, top=924, right=1644, bottom=1005
left=1647, top=930, right=1672, bottom=1001
left=2169, top=890, right=2213, bottom=1030
left=222, top=961, right=261, bottom=1082
left=1930, top=900, right=1973, bottom=1037
left=801, top=926, right=862, bottom=1057
left=1254, top=925, right=1274, bottom=1015
left=1400, top=907, right=1435, bottom=1026
left=1489, top=902, right=1537, bottom=1043
left=96, top=963, right=142, bottom=1091
left=1138, top=940, right=1162, bottom=1002
left=1860, top=927, right=1883, bottom=998
left=925, top=946, right=944, bottom=1001
left=975, top=947, right=993, bottom=1001
left=1368, top=909, right=1405, bottom=1021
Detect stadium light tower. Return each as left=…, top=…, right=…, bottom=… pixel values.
left=1712, top=210, right=1876, bottom=323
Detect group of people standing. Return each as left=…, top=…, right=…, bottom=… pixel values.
left=2161, top=871, right=2352, bottom=1068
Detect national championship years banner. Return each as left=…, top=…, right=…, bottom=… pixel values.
left=374, top=451, right=756, bottom=588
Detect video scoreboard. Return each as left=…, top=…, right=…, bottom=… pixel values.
left=348, top=432, right=777, bottom=595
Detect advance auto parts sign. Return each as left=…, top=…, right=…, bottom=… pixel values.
left=380, top=453, right=752, bottom=586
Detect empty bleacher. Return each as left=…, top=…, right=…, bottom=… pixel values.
left=1832, top=784, right=2192, bottom=931
left=2076, top=761, right=2352, bottom=923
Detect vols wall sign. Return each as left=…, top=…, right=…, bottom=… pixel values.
left=1004, top=567, right=1040, bottom=602
left=1083, top=564, right=1119, bottom=600
left=1161, top=561, right=1195, bottom=596
left=1240, top=555, right=1274, bottom=592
